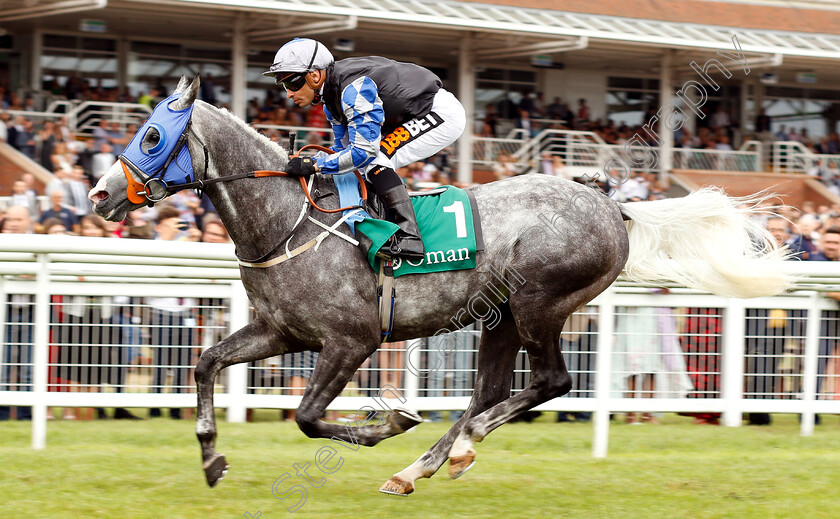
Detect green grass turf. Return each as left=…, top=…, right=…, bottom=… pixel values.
left=1, top=411, right=839, bottom=518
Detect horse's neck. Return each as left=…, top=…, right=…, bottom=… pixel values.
left=192, top=105, right=301, bottom=260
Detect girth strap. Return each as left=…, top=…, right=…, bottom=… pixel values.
left=377, top=259, right=396, bottom=342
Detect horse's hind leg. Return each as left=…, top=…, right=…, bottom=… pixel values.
left=380, top=306, right=521, bottom=495
left=447, top=324, right=571, bottom=474
left=195, top=319, right=287, bottom=487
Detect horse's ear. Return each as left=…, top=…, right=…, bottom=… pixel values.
left=170, top=74, right=200, bottom=111
left=174, top=75, right=191, bottom=94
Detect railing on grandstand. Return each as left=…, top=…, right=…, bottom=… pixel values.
left=772, top=139, right=840, bottom=176
left=672, top=140, right=762, bottom=172
left=6, top=100, right=153, bottom=137
left=1, top=235, right=839, bottom=456
left=470, top=130, right=764, bottom=177
left=251, top=124, right=333, bottom=149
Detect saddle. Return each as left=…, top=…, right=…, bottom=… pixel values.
left=361, top=180, right=448, bottom=222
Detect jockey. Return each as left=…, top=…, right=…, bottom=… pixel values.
left=263, top=38, right=466, bottom=259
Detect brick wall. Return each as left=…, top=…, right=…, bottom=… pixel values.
left=671, top=169, right=838, bottom=209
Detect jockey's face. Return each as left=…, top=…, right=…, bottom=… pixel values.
left=285, top=70, right=322, bottom=108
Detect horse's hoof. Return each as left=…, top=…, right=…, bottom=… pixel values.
left=203, top=453, right=229, bottom=488
left=379, top=476, right=414, bottom=496
left=449, top=450, right=476, bottom=479
left=388, top=408, right=423, bottom=434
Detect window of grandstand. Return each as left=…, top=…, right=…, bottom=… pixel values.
left=756, top=86, right=840, bottom=138
left=476, top=68, right=537, bottom=120
left=128, top=41, right=230, bottom=102
left=606, top=76, right=660, bottom=127
left=42, top=35, right=119, bottom=92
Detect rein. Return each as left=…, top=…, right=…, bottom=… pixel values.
left=121, top=141, right=368, bottom=214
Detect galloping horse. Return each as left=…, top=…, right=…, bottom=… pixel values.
left=89, top=76, right=789, bottom=495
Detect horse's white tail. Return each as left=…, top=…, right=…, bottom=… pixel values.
left=619, top=188, right=792, bottom=298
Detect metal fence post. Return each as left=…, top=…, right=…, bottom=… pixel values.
left=722, top=298, right=745, bottom=427
left=593, top=288, right=614, bottom=458
left=800, top=292, right=822, bottom=436
left=32, top=254, right=50, bottom=449
left=226, top=280, right=249, bottom=423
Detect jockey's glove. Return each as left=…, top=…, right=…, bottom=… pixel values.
left=286, top=157, right=317, bottom=178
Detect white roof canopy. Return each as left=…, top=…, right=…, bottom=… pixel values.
left=167, top=0, right=840, bottom=59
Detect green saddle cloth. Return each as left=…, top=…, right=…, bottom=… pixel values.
left=356, top=185, right=481, bottom=278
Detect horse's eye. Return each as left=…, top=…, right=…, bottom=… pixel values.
left=141, top=125, right=166, bottom=155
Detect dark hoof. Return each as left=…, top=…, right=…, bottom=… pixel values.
left=388, top=408, right=423, bottom=434
left=203, top=453, right=229, bottom=488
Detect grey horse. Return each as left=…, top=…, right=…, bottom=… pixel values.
left=89, top=76, right=789, bottom=496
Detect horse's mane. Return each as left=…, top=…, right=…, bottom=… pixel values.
left=195, top=100, right=289, bottom=158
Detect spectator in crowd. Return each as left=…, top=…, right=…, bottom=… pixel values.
left=91, top=142, right=116, bottom=181
left=577, top=98, right=590, bottom=123
left=481, top=103, right=499, bottom=138
left=810, top=227, right=840, bottom=421
left=92, top=120, right=115, bottom=152
left=786, top=214, right=820, bottom=260
left=138, top=88, right=159, bottom=108
left=807, top=159, right=832, bottom=185
left=11, top=116, right=36, bottom=158
left=39, top=190, right=79, bottom=233
left=0, top=206, right=34, bottom=421
left=540, top=152, right=568, bottom=179
left=515, top=108, right=536, bottom=138
left=41, top=217, right=68, bottom=235
left=557, top=311, right=597, bottom=423
left=11, top=179, right=39, bottom=218
left=201, top=218, right=230, bottom=243
left=710, top=106, right=731, bottom=130
left=492, top=151, right=519, bottom=180
left=50, top=141, right=78, bottom=174
left=66, top=167, right=92, bottom=219
left=755, top=109, right=771, bottom=134
left=618, top=170, right=650, bottom=202
left=680, top=307, right=723, bottom=425
left=0, top=111, right=10, bottom=142
left=148, top=206, right=197, bottom=419
left=613, top=297, right=693, bottom=424
left=200, top=74, right=218, bottom=105
left=45, top=168, right=69, bottom=198
left=36, top=120, right=58, bottom=170
left=55, top=116, right=74, bottom=146
left=77, top=215, right=143, bottom=420
left=745, top=217, right=796, bottom=426
left=106, top=122, right=129, bottom=156
left=546, top=97, right=569, bottom=122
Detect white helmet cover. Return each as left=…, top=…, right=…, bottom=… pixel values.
left=262, top=38, right=334, bottom=77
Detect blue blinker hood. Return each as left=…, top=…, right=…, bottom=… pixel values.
left=119, top=92, right=195, bottom=187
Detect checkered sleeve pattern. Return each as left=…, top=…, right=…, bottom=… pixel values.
left=316, top=76, right=384, bottom=175
left=322, top=104, right=348, bottom=153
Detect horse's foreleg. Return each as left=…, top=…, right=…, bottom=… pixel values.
left=294, top=339, right=420, bottom=447
left=381, top=307, right=521, bottom=496
left=195, top=319, right=286, bottom=487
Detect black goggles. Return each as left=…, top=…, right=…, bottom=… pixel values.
left=276, top=73, right=308, bottom=92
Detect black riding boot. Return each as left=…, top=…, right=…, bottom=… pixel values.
left=380, top=184, right=425, bottom=259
